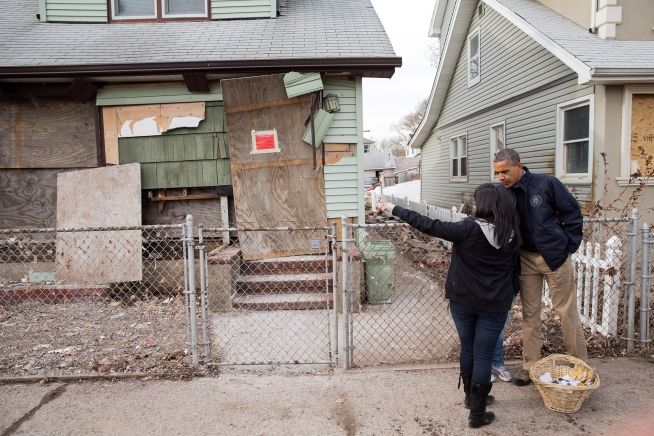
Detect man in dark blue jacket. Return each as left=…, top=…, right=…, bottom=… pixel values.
left=493, top=148, right=587, bottom=386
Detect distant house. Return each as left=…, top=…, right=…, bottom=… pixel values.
left=411, top=0, right=654, bottom=217
left=364, top=152, right=397, bottom=187
left=394, top=155, right=421, bottom=184
left=363, top=137, right=376, bottom=153
left=0, top=0, right=400, bottom=258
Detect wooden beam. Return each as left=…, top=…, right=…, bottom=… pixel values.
left=183, top=73, right=210, bottom=93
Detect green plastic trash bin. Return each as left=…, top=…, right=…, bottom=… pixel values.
left=362, top=240, right=396, bottom=304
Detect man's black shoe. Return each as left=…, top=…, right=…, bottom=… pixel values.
left=511, top=369, right=532, bottom=386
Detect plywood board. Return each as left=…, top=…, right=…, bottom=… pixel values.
left=222, top=74, right=327, bottom=260
left=630, top=93, right=654, bottom=175
left=0, top=96, right=97, bottom=169
left=0, top=169, right=60, bottom=228
left=56, top=163, right=142, bottom=284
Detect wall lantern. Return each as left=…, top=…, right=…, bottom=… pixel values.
left=322, top=93, right=340, bottom=113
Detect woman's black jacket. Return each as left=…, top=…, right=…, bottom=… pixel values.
left=392, top=205, right=519, bottom=313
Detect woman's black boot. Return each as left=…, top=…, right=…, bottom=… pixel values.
left=460, top=373, right=494, bottom=409
left=468, top=383, right=496, bottom=428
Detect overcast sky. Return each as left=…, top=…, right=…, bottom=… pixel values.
left=363, top=0, right=437, bottom=143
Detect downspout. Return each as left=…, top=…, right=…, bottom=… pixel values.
left=590, top=0, right=597, bottom=33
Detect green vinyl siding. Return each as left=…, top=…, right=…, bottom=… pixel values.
left=322, top=77, right=363, bottom=221
left=97, top=83, right=223, bottom=107
left=323, top=79, right=358, bottom=144
left=118, top=102, right=231, bottom=190
left=324, top=157, right=359, bottom=218
left=211, top=0, right=276, bottom=19
left=44, top=0, right=108, bottom=22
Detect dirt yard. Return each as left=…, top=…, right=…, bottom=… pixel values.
left=0, top=297, right=192, bottom=377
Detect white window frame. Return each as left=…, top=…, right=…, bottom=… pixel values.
left=112, top=0, right=208, bottom=20
left=450, top=133, right=468, bottom=182
left=467, top=27, right=481, bottom=87
left=162, top=0, right=208, bottom=18
left=618, top=85, right=654, bottom=186
left=112, top=0, right=157, bottom=20
left=555, top=95, right=594, bottom=184
left=489, top=121, right=506, bottom=179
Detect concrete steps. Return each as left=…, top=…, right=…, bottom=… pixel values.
left=234, top=255, right=333, bottom=311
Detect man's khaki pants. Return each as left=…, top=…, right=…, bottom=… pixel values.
left=519, top=251, right=588, bottom=370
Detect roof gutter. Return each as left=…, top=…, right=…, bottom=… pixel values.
left=589, top=68, right=654, bottom=83
left=0, top=57, right=402, bottom=79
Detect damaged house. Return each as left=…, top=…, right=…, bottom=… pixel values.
left=0, top=0, right=401, bottom=262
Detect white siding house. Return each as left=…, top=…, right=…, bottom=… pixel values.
left=413, top=0, right=654, bottom=219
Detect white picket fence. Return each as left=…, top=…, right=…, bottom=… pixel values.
left=378, top=191, right=625, bottom=338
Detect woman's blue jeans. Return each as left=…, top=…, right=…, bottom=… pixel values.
left=449, top=302, right=508, bottom=385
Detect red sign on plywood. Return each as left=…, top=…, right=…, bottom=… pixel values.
left=255, top=133, right=276, bottom=150
left=251, top=129, right=280, bottom=154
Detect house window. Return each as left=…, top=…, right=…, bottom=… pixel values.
left=620, top=86, right=654, bottom=183
left=556, top=96, right=593, bottom=182
left=468, top=28, right=480, bottom=87
left=451, top=134, right=468, bottom=181
left=489, top=122, right=505, bottom=178
left=112, top=0, right=207, bottom=19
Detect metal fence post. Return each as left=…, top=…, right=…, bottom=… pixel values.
left=341, top=215, right=352, bottom=369
left=625, top=208, right=639, bottom=352
left=198, top=224, right=211, bottom=360
left=185, top=214, right=199, bottom=367
left=641, top=223, right=652, bottom=348
left=331, top=222, right=339, bottom=366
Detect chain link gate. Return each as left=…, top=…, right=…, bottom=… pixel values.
left=0, top=222, right=192, bottom=378
left=196, top=225, right=336, bottom=366
left=339, top=219, right=459, bottom=368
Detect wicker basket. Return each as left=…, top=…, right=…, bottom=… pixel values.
left=528, top=354, right=600, bottom=413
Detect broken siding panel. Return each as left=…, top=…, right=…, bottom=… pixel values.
left=45, top=0, right=108, bottom=22
left=284, top=72, right=324, bottom=98
left=437, top=7, right=572, bottom=128
left=421, top=76, right=593, bottom=208
left=118, top=101, right=230, bottom=190
left=211, top=0, right=276, bottom=19
left=302, top=110, right=335, bottom=146
left=97, top=83, right=222, bottom=106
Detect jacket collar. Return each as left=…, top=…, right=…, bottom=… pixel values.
left=514, top=166, right=531, bottom=190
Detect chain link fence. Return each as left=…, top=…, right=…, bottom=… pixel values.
left=0, top=223, right=192, bottom=378
left=2, top=211, right=650, bottom=378
left=199, top=226, right=335, bottom=366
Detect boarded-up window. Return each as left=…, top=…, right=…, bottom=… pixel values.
left=629, top=94, right=654, bottom=176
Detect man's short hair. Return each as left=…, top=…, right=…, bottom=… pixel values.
left=494, top=148, right=521, bottom=164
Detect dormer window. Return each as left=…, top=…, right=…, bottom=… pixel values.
left=112, top=0, right=208, bottom=20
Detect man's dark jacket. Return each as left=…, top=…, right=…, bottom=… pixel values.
left=392, top=206, right=519, bottom=313
left=510, top=167, right=583, bottom=271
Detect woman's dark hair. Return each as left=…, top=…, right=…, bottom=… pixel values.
left=473, top=183, right=520, bottom=248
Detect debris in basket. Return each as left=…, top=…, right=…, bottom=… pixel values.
left=538, top=366, right=596, bottom=386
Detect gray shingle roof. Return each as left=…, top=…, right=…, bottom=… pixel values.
left=0, top=0, right=397, bottom=69
left=494, top=0, right=654, bottom=70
